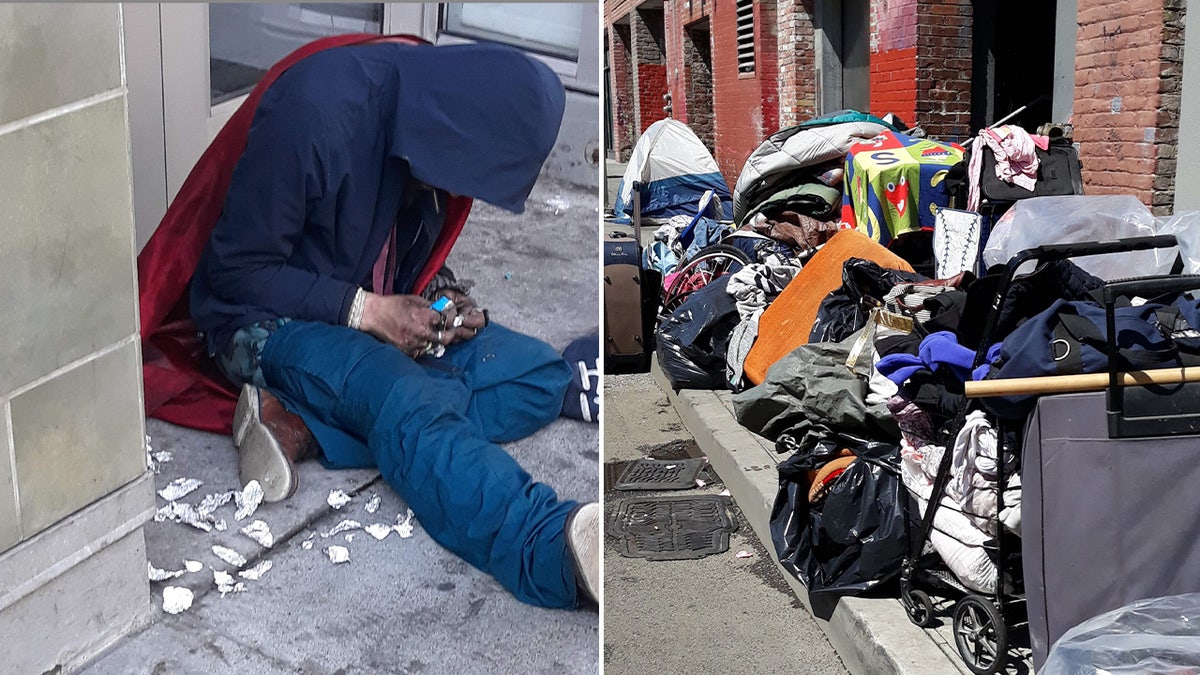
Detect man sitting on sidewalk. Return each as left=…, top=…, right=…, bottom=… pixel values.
left=187, top=39, right=598, bottom=610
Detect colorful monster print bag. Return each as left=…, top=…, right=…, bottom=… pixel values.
left=841, top=132, right=964, bottom=246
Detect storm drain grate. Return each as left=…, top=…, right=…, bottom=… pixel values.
left=613, top=458, right=705, bottom=491
left=609, top=495, right=736, bottom=561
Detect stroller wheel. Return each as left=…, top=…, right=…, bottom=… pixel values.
left=903, top=588, right=935, bottom=627
left=657, top=244, right=750, bottom=323
left=953, top=595, right=1007, bottom=675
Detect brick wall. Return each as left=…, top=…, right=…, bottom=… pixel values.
left=1074, top=0, right=1180, bottom=212
left=867, top=0, right=971, bottom=141
left=683, top=21, right=716, bottom=152
left=632, top=7, right=669, bottom=133
left=914, top=0, right=972, bottom=141
left=709, top=0, right=780, bottom=185
left=871, top=47, right=917, bottom=123
left=608, top=23, right=636, bottom=160
left=777, top=0, right=816, bottom=127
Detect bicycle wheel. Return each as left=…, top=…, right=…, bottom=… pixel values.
left=658, top=244, right=751, bottom=322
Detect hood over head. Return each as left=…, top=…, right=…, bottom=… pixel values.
left=388, top=42, right=566, bottom=213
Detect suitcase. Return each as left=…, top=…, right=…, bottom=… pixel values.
left=978, top=138, right=1083, bottom=202
left=1020, top=271, right=1200, bottom=668
left=604, top=182, right=657, bottom=372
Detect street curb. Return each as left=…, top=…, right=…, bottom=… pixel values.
left=652, top=361, right=968, bottom=675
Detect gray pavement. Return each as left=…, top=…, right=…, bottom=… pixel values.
left=648, top=362, right=1030, bottom=675
left=602, top=372, right=847, bottom=675
left=80, top=176, right=600, bottom=674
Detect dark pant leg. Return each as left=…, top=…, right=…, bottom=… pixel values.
left=432, top=323, right=572, bottom=444
left=260, top=320, right=579, bottom=608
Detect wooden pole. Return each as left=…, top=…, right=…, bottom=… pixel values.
left=964, top=367, right=1200, bottom=398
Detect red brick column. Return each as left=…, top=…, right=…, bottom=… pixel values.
left=914, top=0, right=972, bottom=140
left=631, top=7, right=668, bottom=133
left=868, top=0, right=971, bottom=140
left=1074, top=0, right=1183, bottom=214
left=608, top=23, right=637, bottom=161
left=776, top=0, right=817, bottom=127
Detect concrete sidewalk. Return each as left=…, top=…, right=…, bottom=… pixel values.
left=79, top=177, right=600, bottom=674
left=650, top=361, right=977, bottom=675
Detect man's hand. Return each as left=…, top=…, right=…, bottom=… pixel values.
left=360, top=293, right=457, bottom=356
left=441, top=289, right=486, bottom=342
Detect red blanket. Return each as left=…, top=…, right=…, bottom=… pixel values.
left=139, top=33, right=472, bottom=434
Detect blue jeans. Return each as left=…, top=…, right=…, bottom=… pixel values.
left=257, top=320, right=579, bottom=608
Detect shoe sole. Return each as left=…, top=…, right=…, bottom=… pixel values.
left=232, top=384, right=297, bottom=503
left=568, top=503, right=600, bottom=604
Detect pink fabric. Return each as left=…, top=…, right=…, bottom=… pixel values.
left=371, top=226, right=397, bottom=296
left=966, top=126, right=1050, bottom=211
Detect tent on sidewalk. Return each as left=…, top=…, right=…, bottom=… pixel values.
left=611, top=118, right=732, bottom=224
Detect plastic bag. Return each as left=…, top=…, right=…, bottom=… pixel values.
left=770, top=436, right=908, bottom=596
left=656, top=275, right=739, bottom=390
left=1159, top=210, right=1200, bottom=274
left=1042, top=592, right=1200, bottom=675
left=981, top=195, right=1177, bottom=279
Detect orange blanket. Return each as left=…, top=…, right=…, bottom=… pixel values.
left=743, top=229, right=914, bottom=384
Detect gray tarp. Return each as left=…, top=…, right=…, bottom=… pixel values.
left=732, top=330, right=899, bottom=450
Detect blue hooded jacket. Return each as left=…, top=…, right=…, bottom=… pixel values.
left=190, top=42, right=566, bottom=353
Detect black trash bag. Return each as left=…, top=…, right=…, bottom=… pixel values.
left=656, top=275, right=740, bottom=390
left=810, top=258, right=923, bottom=344
left=769, top=435, right=908, bottom=596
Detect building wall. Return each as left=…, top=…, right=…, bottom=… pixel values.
left=913, top=0, right=972, bottom=140
left=696, top=0, right=780, bottom=184
left=0, top=4, right=152, bottom=671
left=869, top=0, right=971, bottom=140
left=776, top=0, right=817, bottom=127
left=606, top=0, right=1187, bottom=210
left=1074, top=0, right=1183, bottom=214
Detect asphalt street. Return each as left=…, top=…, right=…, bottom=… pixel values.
left=602, top=371, right=848, bottom=675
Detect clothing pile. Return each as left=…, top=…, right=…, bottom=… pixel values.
left=651, top=106, right=1200, bottom=614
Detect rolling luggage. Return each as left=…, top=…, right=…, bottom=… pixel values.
left=604, top=182, right=656, bottom=371
left=1017, top=271, right=1200, bottom=669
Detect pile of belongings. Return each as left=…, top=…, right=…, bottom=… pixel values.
left=725, top=188, right=1199, bottom=597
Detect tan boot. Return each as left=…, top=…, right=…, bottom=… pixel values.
left=566, top=503, right=600, bottom=605
left=232, top=384, right=317, bottom=502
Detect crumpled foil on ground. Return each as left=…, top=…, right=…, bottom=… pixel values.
left=214, top=519, right=228, bottom=532
left=211, top=545, right=247, bottom=568
left=162, top=586, right=193, bottom=614
left=234, top=480, right=264, bottom=521
left=300, top=533, right=315, bottom=550
left=184, top=560, right=203, bottom=573
left=364, top=523, right=392, bottom=540
left=325, top=545, right=350, bottom=564
left=238, top=560, right=272, bottom=581
left=154, top=502, right=213, bottom=532
left=158, top=477, right=204, bottom=502
left=196, top=491, right=235, bottom=519
left=394, top=509, right=416, bottom=539
left=213, top=569, right=245, bottom=596
left=148, top=561, right=185, bottom=581
left=364, top=494, right=381, bottom=514
left=322, top=519, right=362, bottom=538
left=240, top=520, right=274, bottom=548
left=327, top=489, right=352, bottom=510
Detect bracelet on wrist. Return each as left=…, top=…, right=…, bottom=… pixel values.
left=347, top=288, right=366, bottom=330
